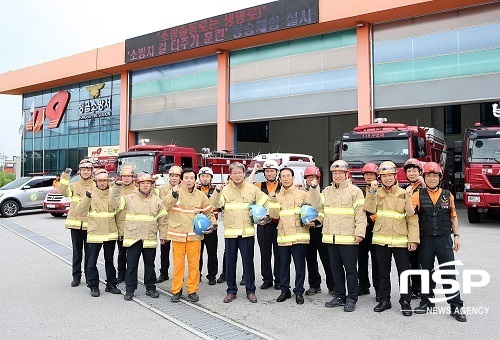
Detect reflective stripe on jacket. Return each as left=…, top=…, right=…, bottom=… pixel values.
left=364, top=184, right=419, bottom=248
left=163, top=185, right=216, bottom=242
left=268, top=185, right=316, bottom=246
left=58, top=172, right=95, bottom=230
left=211, top=180, right=267, bottom=238
left=110, top=185, right=167, bottom=248
left=76, top=187, right=120, bottom=243
left=310, top=179, right=366, bottom=245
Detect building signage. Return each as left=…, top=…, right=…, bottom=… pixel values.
left=88, top=145, right=120, bottom=159
left=26, top=91, right=70, bottom=132
left=78, top=83, right=112, bottom=120
left=125, top=0, right=319, bottom=63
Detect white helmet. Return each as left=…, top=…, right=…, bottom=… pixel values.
left=198, top=167, right=214, bottom=177
left=262, top=160, right=279, bottom=171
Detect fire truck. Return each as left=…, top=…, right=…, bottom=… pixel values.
left=454, top=104, right=500, bottom=223
left=333, top=118, right=448, bottom=187
left=116, top=142, right=254, bottom=185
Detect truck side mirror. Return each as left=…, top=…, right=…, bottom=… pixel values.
left=418, top=150, right=425, bottom=158
left=417, top=137, right=425, bottom=150
left=159, top=155, right=167, bottom=165
left=469, top=132, right=478, bottom=140
left=333, top=140, right=340, bottom=161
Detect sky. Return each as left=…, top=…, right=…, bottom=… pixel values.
left=0, top=0, right=271, bottom=160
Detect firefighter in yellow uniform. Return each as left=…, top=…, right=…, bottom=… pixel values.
left=58, top=159, right=95, bottom=287
left=211, top=162, right=268, bottom=304
left=116, top=165, right=138, bottom=283
left=364, top=161, right=419, bottom=316
left=311, top=160, right=366, bottom=312
left=111, top=172, right=168, bottom=301
left=268, top=167, right=319, bottom=304
left=156, top=166, right=182, bottom=283
left=163, top=168, right=216, bottom=303
left=76, top=169, right=121, bottom=297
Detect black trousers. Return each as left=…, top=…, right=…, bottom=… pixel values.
left=410, top=247, right=421, bottom=293
left=117, top=239, right=127, bottom=279
left=358, top=225, right=379, bottom=291
left=257, top=222, right=280, bottom=285
left=419, top=235, right=463, bottom=308
left=225, top=236, right=255, bottom=295
left=159, top=240, right=171, bottom=275
left=87, top=241, right=117, bottom=288
left=200, top=229, right=218, bottom=280
left=125, top=241, right=157, bottom=294
left=70, top=228, right=89, bottom=279
left=376, top=245, right=411, bottom=303
left=279, top=244, right=307, bottom=294
left=306, top=227, right=335, bottom=291
left=220, top=250, right=244, bottom=278
left=328, top=243, right=359, bottom=301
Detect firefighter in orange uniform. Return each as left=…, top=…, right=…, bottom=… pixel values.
left=410, top=162, right=467, bottom=322
left=163, top=168, right=216, bottom=302
left=58, top=159, right=95, bottom=287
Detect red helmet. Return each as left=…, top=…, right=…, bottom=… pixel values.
left=304, top=166, right=321, bottom=179
left=404, top=158, right=422, bottom=172
left=423, top=162, right=443, bottom=177
left=362, top=163, right=378, bottom=174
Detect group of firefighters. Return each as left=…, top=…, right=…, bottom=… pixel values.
left=57, top=156, right=467, bottom=322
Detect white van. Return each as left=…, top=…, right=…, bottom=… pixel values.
left=246, top=153, right=316, bottom=187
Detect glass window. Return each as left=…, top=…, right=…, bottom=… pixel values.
left=89, top=132, right=100, bottom=146
left=341, top=138, right=410, bottom=165
left=373, top=38, right=413, bottom=63
left=181, top=157, right=193, bottom=168
left=468, top=137, right=500, bottom=163
left=230, top=82, right=258, bottom=102
left=170, top=59, right=195, bottom=76
left=100, top=131, right=111, bottom=145
left=59, top=135, right=69, bottom=148
left=256, top=77, right=289, bottom=99
left=69, top=134, right=78, bottom=148
left=323, top=68, right=358, bottom=91
left=413, top=30, right=458, bottom=58
left=26, top=178, right=43, bottom=188
left=459, top=22, right=500, bottom=52
left=480, top=102, right=500, bottom=127
left=110, top=130, right=119, bottom=145
left=288, top=72, right=323, bottom=95
left=79, top=134, right=88, bottom=147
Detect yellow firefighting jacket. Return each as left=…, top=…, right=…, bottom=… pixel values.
left=364, top=184, right=419, bottom=248
left=159, top=182, right=175, bottom=200
left=115, top=183, right=138, bottom=235
left=58, top=172, right=95, bottom=230
left=76, top=187, right=120, bottom=243
left=268, top=185, right=319, bottom=246
left=310, top=179, right=366, bottom=245
left=110, top=185, right=168, bottom=248
left=211, top=179, right=268, bottom=238
left=163, top=185, right=216, bottom=242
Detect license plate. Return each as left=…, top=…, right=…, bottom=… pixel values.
left=467, top=196, right=480, bottom=203
left=47, top=204, right=56, bottom=208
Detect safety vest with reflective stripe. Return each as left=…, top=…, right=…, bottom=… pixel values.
left=110, top=185, right=168, bottom=248
left=58, top=171, right=95, bottom=230
left=268, top=185, right=315, bottom=246
left=75, top=188, right=120, bottom=244
left=210, top=180, right=268, bottom=238
left=363, top=184, right=419, bottom=248
left=309, top=179, right=366, bottom=245
left=162, top=186, right=216, bottom=242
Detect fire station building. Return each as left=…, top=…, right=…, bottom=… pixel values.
left=0, top=0, right=499, bottom=176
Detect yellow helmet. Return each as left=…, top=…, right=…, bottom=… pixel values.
left=168, top=166, right=182, bottom=175
left=378, top=161, right=397, bottom=175
left=136, top=172, right=155, bottom=183
left=93, top=169, right=109, bottom=180
left=330, top=160, right=349, bottom=172
left=79, top=158, right=93, bottom=169
left=120, top=165, right=134, bottom=176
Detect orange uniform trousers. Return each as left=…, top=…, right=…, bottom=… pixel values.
left=171, top=240, right=201, bottom=294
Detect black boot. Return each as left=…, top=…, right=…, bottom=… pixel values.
left=105, top=284, right=121, bottom=294
left=400, top=300, right=412, bottom=317
left=276, top=290, right=291, bottom=302
left=90, top=287, right=100, bottom=297
left=71, top=276, right=81, bottom=287
left=374, top=300, right=392, bottom=312
left=451, top=306, right=467, bottom=322
left=414, top=300, right=435, bottom=314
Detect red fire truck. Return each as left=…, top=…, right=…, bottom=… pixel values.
left=455, top=104, right=500, bottom=223
left=333, top=118, right=448, bottom=187
left=116, top=143, right=254, bottom=185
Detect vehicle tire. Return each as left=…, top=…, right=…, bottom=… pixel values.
left=467, top=208, right=481, bottom=224
left=50, top=213, right=65, bottom=217
left=1, top=200, right=20, bottom=218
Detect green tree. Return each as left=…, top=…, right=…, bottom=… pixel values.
left=0, top=172, right=16, bottom=187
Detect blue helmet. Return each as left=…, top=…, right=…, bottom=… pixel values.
left=249, top=204, right=267, bottom=224
left=193, top=214, right=211, bottom=235
left=300, top=205, right=318, bottom=224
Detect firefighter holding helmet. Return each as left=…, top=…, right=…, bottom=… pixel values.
left=410, top=162, right=467, bottom=322
left=364, top=161, right=419, bottom=316
left=111, top=172, right=168, bottom=301
left=58, top=158, right=96, bottom=287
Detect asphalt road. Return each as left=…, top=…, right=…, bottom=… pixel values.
left=1, top=207, right=498, bottom=339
